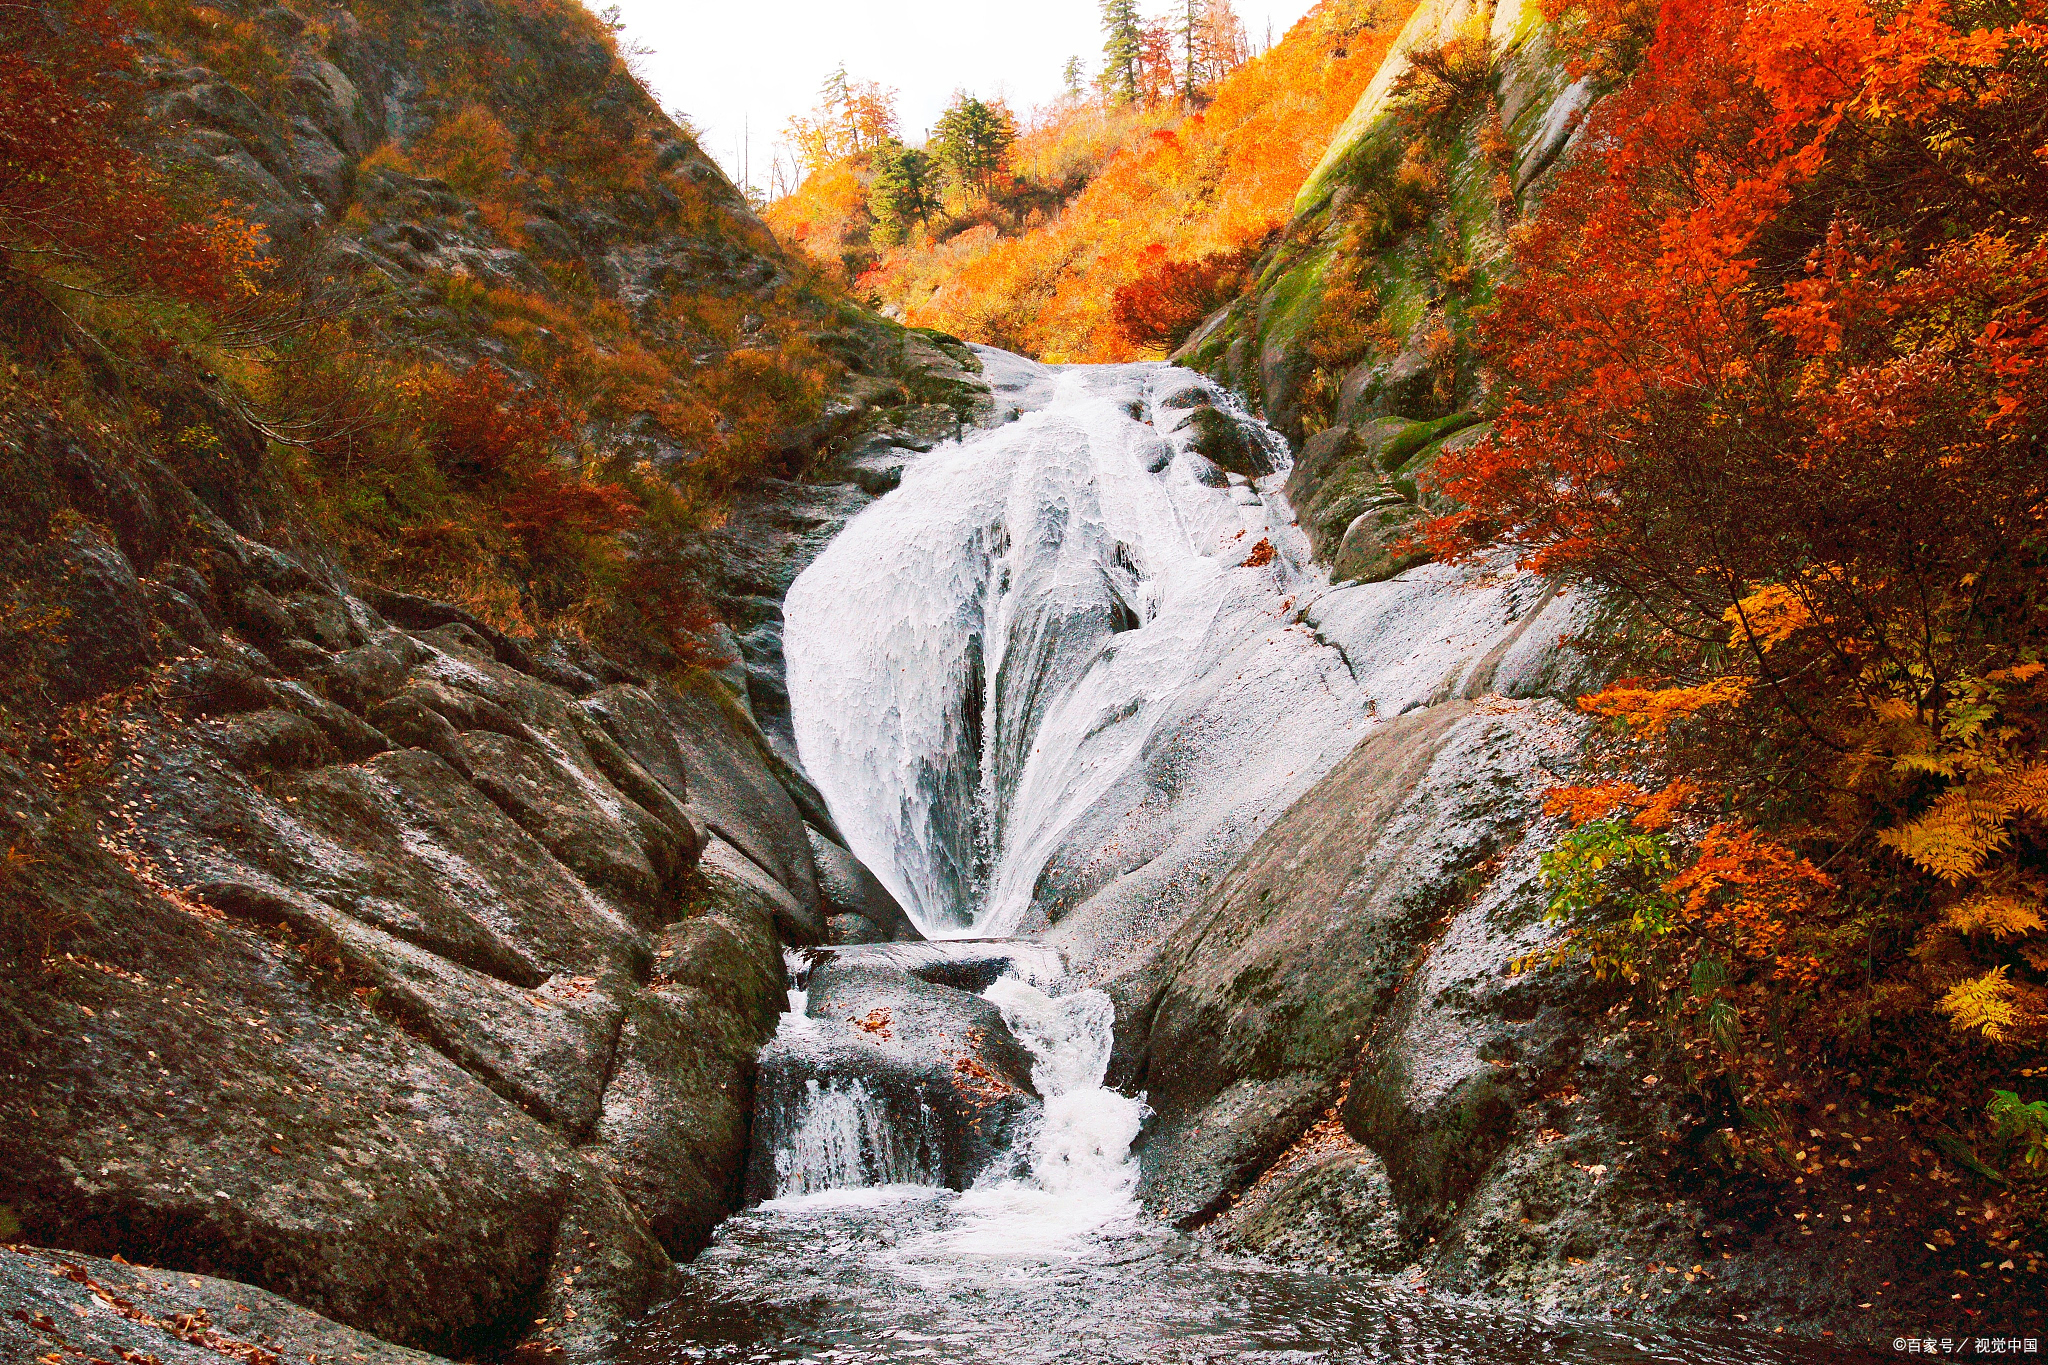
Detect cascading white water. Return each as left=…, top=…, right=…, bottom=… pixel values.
left=772, top=1077, right=944, bottom=1198
left=761, top=944, right=1146, bottom=1253
left=919, top=977, right=1148, bottom=1258
left=785, top=353, right=1355, bottom=937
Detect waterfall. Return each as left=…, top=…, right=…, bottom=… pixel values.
left=755, top=942, right=1147, bottom=1252
left=785, top=354, right=1359, bottom=938
left=770, top=1077, right=945, bottom=1198
left=923, top=976, right=1149, bottom=1258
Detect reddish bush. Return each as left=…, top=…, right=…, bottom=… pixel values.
left=501, top=464, right=639, bottom=565
left=1110, top=243, right=1261, bottom=350
left=1, top=0, right=263, bottom=304
left=421, top=362, right=572, bottom=487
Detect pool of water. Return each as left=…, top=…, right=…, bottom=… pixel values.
left=614, top=1184, right=1878, bottom=1365
left=620, top=945, right=1872, bottom=1365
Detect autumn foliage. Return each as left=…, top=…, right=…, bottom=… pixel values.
left=1110, top=243, right=1261, bottom=350
left=0, top=0, right=854, bottom=679
left=1432, top=0, right=2048, bottom=1146
left=767, top=0, right=1408, bottom=361
left=1, top=0, right=264, bottom=306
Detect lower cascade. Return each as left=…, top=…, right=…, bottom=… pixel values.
left=749, top=940, right=1147, bottom=1249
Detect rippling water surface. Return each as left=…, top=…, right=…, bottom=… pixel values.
left=615, top=1186, right=1875, bottom=1365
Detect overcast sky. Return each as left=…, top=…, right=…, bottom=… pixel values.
left=598, top=0, right=1325, bottom=192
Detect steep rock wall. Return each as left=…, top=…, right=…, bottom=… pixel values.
left=0, top=0, right=984, bottom=1335
left=0, top=401, right=909, bottom=1361
left=1181, top=0, right=1594, bottom=588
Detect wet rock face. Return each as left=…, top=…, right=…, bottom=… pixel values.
left=0, top=415, right=920, bottom=1363
left=1221, top=1147, right=1411, bottom=1272
left=809, top=827, right=922, bottom=944
left=1130, top=702, right=1583, bottom=1227
left=744, top=947, right=1043, bottom=1201
left=689, top=328, right=992, bottom=754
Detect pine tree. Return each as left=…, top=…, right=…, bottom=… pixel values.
left=931, top=94, right=1016, bottom=203
left=1061, top=55, right=1087, bottom=97
left=868, top=142, right=937, bottom=246
left=1098, top=0, right=1143, bottom=104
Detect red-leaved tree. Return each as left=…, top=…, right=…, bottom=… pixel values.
left=1, top=0, right=264, bottom=305
left=1110, top=242, right=1261, bottom=350
left=1426, top=0, right=2048, bottom=1074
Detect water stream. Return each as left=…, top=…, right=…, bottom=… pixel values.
left=783, top=351, right=1344, bottom=939
left=619, top=355, right=1870, bottom=1364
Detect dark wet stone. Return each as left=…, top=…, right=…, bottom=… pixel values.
left=38, top=523, right=149, bottom=702
left=809, top=828, right=920, bottom=943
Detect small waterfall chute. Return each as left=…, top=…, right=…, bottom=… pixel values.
left=745, top=941, right=1148, bottom=1256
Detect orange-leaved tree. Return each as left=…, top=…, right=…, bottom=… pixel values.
left=860, top=0, right=1409, bottom=359
left=1430, top=0, right=2048, bottom=1122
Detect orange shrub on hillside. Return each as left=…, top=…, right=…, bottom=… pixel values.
left=1433, top=0, right=2048, bottom=1090
left=419, top=360, right=570, bottom=485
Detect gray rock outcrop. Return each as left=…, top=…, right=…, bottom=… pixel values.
left=0, top=411, right=911, bottom=1364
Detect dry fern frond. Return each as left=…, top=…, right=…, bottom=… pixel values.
left=1879, top=784, right=2017, bottom=882
left=1940, top=966, right=2020, bottom=1041
left=1993, top=760, right=2048, bottom=818
left=1943, top=891, right=2047, bottom=941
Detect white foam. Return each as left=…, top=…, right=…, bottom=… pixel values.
left=901, top=973, right=1148, bottom=1263
left=785, top=350, right=1579, bottom=950
left=771, top=946, right=815, bottom=1042
left=755, top=1183, right=945, bottom=1213
left=784, top=355, right=1344, bottom=937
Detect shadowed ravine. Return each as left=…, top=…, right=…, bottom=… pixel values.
left=614, top=353, right=1866, bottom=1364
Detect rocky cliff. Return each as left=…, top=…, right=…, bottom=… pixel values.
left=0, top=394, right=947, bottom=1363
left=1182, top=0, right=1590, bottom=584
left=0, top=0, right=988, bottom=1360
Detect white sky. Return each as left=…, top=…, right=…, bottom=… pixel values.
left=598, top=1, right=1325, bottom=192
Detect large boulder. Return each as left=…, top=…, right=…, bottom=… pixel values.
left=0, top=798, right=594, bottom=1355
left=808, top=827, right=922, bottom=944
left=0, top=1245, right=455, bottom=1365
left=1130, top=701, right=1582, bottom=1225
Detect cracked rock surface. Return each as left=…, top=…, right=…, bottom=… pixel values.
left=0, top=415, right=905, bottom=1364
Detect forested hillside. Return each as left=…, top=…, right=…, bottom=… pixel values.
left=2, top=0, right=971, bottom=683
left=766, top=0, right=1411, bottom=360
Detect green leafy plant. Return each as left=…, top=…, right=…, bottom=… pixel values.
left=1525, top=816, right=1681, bottom=982
left=1989, top=1090, right=2048, bottom=1174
